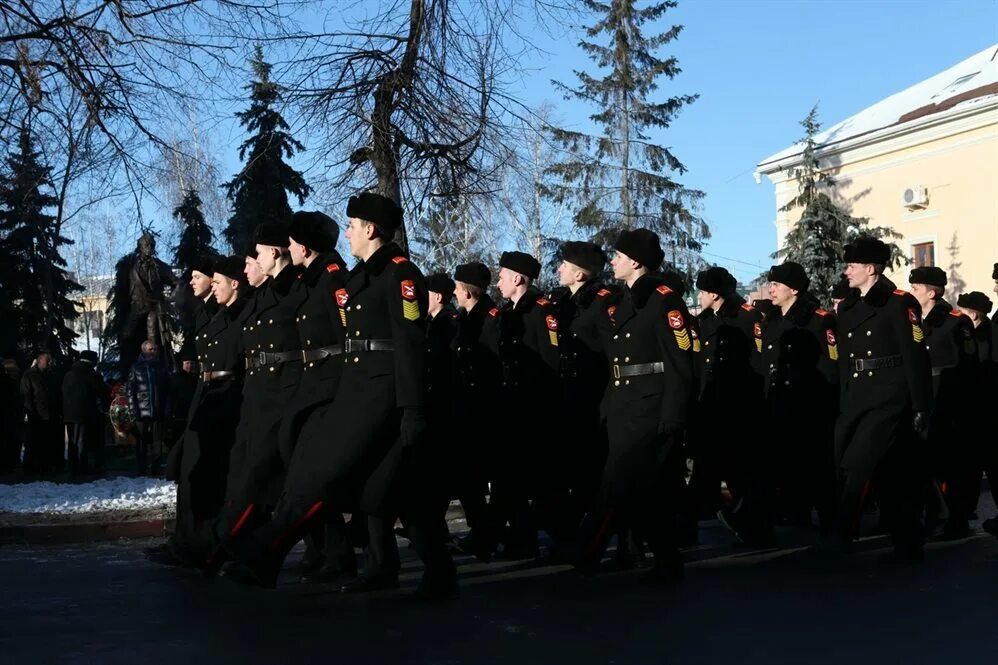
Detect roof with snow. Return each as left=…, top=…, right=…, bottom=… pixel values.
left=757, top=44, right=998, bottom=173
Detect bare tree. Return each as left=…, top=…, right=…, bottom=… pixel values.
left=154, top=119, right=228, bottom=236
left=282, top=0, right=572, bottom=249
left=497, top=107, right=571, bottom=265
left=65, top=207, right=122, bottom=353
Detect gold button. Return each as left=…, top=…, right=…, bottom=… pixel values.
left=853, top=372, right=859, bottom=378
left=625, top=333, right=631, bottom=338
left=866, top=331, right=871, bottom=336
left=866, top=350, right=872, bottom=357
left=309, top=362, right=314, bottom=368
left=847, top=332, right=852, bottom=338
left=269, top=367, right=275, bottom=372
left=268, top=319, right=273, bottom=324
left=624, top=357, right=630, bottom=362
left=353, top=357, right=359, bottom=363
left=613, top=335, right=619, bottom=340
left=356, top=305, right=362, bottom=310
left=614, top=380, right=620, bottom=387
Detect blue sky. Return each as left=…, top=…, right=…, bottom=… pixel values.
left=505, top=0, right=998, bottom=283
left=192, top=1, right=996, bottom=283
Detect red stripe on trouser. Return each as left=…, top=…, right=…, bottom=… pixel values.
left=268, top=501, right=325, bottom=554
left=940, top=482, right=948, bottom=495
left=581, top=509, right=615, bottom=563
left=230, top=504, right=256, bottom=537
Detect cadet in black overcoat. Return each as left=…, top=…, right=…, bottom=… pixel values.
left=689, top=266, right=769, bottom=544
left=834, top=238, right=933, bottom=562
left=910, top=267, right=978, bottom=539
left=957, top=289, right=998, bottom=535
left=485, top=250, right=561, bottom=559
left=164, top=256, right=219, bottom=483
left=450, top=262, right=501, bottom=560
left=576, top=229, right=696, bottom=584
left=547, top=242, right=614, bottom=541
left=761, top=262, right=839, bottom=531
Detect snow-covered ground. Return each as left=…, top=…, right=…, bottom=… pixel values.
left=0, top=477, right=176, bottom=515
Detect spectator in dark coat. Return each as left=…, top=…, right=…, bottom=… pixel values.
left=20, top=350, right=64, bottom=474
left=62, top=351, right=110, bottom=475
left=0, top=358, right=22, bottom=471
left=128, top=340, right=170, bottom=475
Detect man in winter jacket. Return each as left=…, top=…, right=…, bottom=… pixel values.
left=128, top=339, right=170, bottom=474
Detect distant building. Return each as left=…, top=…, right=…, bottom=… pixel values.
left=756, top=44, right=998, bottom=301
left=73, top=275, right=113, bottom=354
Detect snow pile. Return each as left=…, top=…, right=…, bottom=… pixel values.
left=0, top=477, right=176, bottom=515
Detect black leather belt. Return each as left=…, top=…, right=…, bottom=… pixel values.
left=203, top=370, right=236, bottom=381
left=850, top=355, right=903, bottom=372
left=343, top=338, right=394, bottom=353
left=612, top=361, right=665, bottom=379
left=246, top=350, right=301, bottom=369
left=301, top=345, right=343, bottom=362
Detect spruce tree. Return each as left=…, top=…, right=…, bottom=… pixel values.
left=546, top=0, right=708, bottom=272
left=774, top=105, right=905, bottom=304
left=0, top=126, right=82, bottom=356
left=223, top=45, right=310, bottom=253
left=172, top=189, right=217, bottom=278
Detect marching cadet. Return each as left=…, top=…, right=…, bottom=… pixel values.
left=163, top=255, right=219, bottom=479
left=689, top=266, right=769, bottom=545
left=211, top=223, right=305, bottom=567
left=450, top=262, right=501, bottom=560
left=225, top=193, right=456, bottom=600
left=548, top=241, right=614, bottom=543
left=761, top=262, right=838, bottom=532
left=405, top=273, right=461, bottom=592
left=153, top=256, right=248, bottom=566
left=909, top=266, right=978, bottom=539
left=271, top=211, right=353, bottom=583
left=834, top=237, right=932, bottom=562
left=486, top=251, right=561, bottom=560
left=576, top=228, right=695, bottom=584
left=957, top=289, right=998, bottom=536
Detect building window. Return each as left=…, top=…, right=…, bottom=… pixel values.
left=912, top=242, right=934, bottom=267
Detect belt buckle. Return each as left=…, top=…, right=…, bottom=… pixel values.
left=344, top=339, right=353, bottom=354
left=612, top=364, right=621, bottom=379
left=301, top=350, right=308, bottom=363
left=855, top=359, right=864, bottom=372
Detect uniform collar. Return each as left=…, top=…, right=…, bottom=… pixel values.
left=358, top=242, right=405, bottom=276
left=923, top=299, right=953, bottom=326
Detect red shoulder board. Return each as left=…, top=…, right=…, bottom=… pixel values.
left=949, top=309, right=964, bottom=318
left=656, top=285, right=673, bottom=296
left=815, top=308, right=829, bottom=317
left=391, top=256, right=408, bottom=265
left=893, top=289, right=909, bottom=296
left=326, top=263, right=340, bottom=272
left=741, top=303, right=755, bottom=312
left=536, top=297, right=550, bottom=306
left=597, top=288, right=611, bottom=297
left=488, top=307, right=499, bottom=318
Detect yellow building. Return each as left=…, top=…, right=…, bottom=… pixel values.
left=756, top=44, right=998, bottom=302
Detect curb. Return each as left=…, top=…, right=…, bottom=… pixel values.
left=0, top=518, right=175, bottom=545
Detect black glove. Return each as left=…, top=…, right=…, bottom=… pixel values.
left=912, top=411, right=930, bottom=439
left=400, top=408, right=428, bottom=449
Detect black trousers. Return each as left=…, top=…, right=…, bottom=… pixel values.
left=135, top=419, right=163, bottom=475
left=67, top=422, right=104, bottom=474
left=23, top=419, right=63, bottom=473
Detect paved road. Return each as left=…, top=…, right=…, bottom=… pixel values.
left=2, top=511, right=997, bottom=664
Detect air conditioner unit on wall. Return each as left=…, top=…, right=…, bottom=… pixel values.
left=902, top=186, right=929, bottom=210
